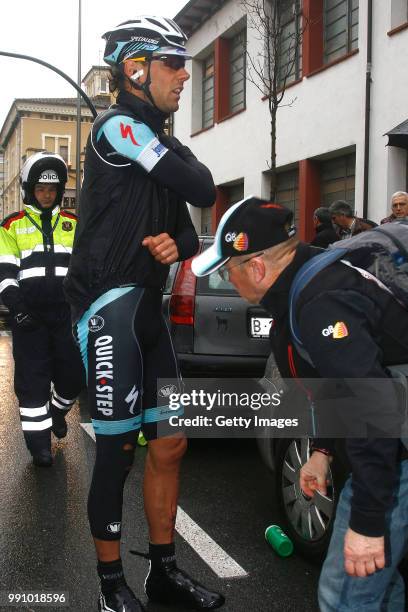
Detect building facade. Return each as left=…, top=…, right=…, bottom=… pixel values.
left=0, top=66, right=112, bottom=217
left=174, top=0, right=408, bottom=240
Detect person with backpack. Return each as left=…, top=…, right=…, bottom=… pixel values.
left=0, top=152, right=84, bottom=467
left=192, top=196, right=408, bottom=611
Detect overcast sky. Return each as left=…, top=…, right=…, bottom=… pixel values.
left=0, top=0, right=188, bottom=128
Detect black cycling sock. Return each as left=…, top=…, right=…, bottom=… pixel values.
left=149, top=542, right=176, bottom=570
left=97, top=558, right=126, bottom=595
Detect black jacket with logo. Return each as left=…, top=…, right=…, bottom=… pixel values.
left=64, top=91, right=215, bottom=320
left=261, top=243, right=408, bottom=537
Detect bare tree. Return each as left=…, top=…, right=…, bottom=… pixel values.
left=241, top=0, right=305, bottom=199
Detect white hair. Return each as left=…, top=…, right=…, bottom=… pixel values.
left=391, top=191, right=408, bottom=201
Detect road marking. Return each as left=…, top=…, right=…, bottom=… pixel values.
left=80, top=422, right=249, bottom=579
left=80, top=422, right=95, bottom=441
left=175, top=506, right=248, bottom=578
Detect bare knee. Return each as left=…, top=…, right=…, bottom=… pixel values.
left=147, top=436, right=187, bottom=471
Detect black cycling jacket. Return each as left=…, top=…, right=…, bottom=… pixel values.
left=64, top=91, right=215, bottom=319
left=261, top=243, right=408, bottom=537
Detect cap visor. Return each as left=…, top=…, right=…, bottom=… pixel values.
left=191, top=245, right=229, bottom=277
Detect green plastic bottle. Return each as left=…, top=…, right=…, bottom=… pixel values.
left=265, top=525, right=294, bottom=557
left=137, top=431, right=148, bottom=447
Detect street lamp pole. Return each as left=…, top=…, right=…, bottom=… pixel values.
left=75, top=0, right=82, bottom=212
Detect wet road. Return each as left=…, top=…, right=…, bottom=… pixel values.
left=0, top=331, right=320, bottom=612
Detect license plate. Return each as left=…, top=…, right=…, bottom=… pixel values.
left=250, top=316, right=273, bottom=338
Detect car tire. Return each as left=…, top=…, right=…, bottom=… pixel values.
left=275, top=437, right=346, bottom=563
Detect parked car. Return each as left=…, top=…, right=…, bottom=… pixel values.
left=163, top=237, right=272, bottom=377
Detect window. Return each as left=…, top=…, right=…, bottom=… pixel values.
left=320, top=153, right=355, bottom=208
left=324, top=0, right=358, bottom=64
left=59, top=142, right=69, bottom=163
left=276, top=169, right=299, bottom=226
left=278, top=0, right=303, bottom=88
left=100, top=77, right=108, bottom=94
left=202, top=54, right=215, bottom=129
left=230, top=30, right=246, bottom=114
left=42, top=134, right=71, bottom=165
left=390, top=0, right=408, bottom=28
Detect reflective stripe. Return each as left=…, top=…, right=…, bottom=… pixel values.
left=55, top=267, right=68, bottom=276
left=18, top=267, right=45, bottom=280
left=52, top=389, right=76, bottom=404
left=0, top=278, right=19, bottom=293
left=21, top=418, right=52, bottom=431
left=21, top=245, right=72, bottom=259
left=92, top=415, right=142, bottom=435
left=18, top=266, right=68, bottom=280
left=51, top=396, right=73, bottom=410
left=20, top=404, right=48, bottom=417
left=0, top=255, right=20, bottom=266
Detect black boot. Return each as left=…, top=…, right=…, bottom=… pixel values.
left=97, top=584, right=145, bottom=612
left=145, top=562, right=225, bottom=610
left=32, top=449, right=52, bottom=467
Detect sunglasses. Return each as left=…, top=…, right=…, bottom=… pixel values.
left=153, top=55, right=187, bottom=71
left=125, top=55, right=187, bottom=71
left=218, top=252, right=264, bottom=283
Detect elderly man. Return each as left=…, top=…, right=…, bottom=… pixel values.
left=192, top=196, right=408, bottom=612
left=329, top=200, right=376, bottom=239
left=381, top=191, right=408, bottom=224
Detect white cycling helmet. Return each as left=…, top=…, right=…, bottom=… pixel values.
left=20, top=152, right=67, bottom=208
left=103, top=16, right=191, bottom=65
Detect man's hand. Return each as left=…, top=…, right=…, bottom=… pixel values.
left=344, top=528, right=385, bottom=577
left=300, top=451, right=331, bottom=497
left=142, top=233, right=179, bottom=265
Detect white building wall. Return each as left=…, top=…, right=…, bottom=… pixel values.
left=175, top=0, right=408, bottom=224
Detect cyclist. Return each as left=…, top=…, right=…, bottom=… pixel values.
left=64, top=15, right=224, bottom=612
left=0, top=152, right=84, bottom=467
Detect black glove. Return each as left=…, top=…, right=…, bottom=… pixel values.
left=13, top=310, right=40, bottom=331
left=159, top=135, right=195, bottom=162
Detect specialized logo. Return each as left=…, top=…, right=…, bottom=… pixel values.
left=106, top=522, right=121, bottom=534
left=159, top=384, right=178, bottom=398
left=233, top=232, right=249, bottom=252
left=321, top=322, right=349, bottom=339
left=125, top=385, right=139, bottom=415
left=88, top=315, right=105, bottom=332
left=130, top=36, right=160, bottom=44
left=120, top=122, right=140, bottom=146
left=225, top=232, right=237, bottom=243
left=62, top=221, right=73, bottom=232
left=95, top=336, right=114, bottom=416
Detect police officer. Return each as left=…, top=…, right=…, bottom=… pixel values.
left=64, top=16, right=223, bottom=612
left=0, top=152, right=84, bottom=467
left=192, top=196, right=408, bottom=611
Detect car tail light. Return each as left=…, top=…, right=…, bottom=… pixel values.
left=170, top=258, right=196, bottom=325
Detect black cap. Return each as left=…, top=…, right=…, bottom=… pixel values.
left=192, top=196, right=295, bottom=276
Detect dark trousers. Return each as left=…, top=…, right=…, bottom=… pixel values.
left=12, top=304, right=85, bottom=454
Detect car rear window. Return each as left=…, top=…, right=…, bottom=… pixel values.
left=197, top=272, right=238, bottom=296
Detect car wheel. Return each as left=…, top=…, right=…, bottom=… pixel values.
left=275, top=438, right=343, bottom=562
